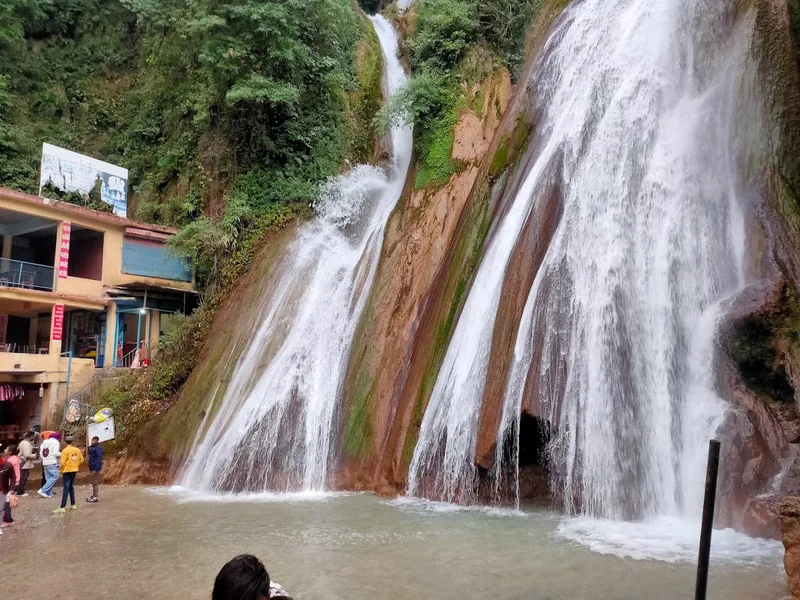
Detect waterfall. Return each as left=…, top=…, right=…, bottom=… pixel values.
left=408, top=0, right=752, bottom=521
left=180, top=15, right=412, bottom=493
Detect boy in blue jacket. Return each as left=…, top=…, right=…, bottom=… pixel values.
left=86, top=436, right=103, bottom=503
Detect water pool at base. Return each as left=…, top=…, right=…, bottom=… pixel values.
left=3, top=487, right=787, bottom=599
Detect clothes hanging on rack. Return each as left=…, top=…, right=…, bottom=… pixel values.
left=0, top=385, right=24, bottom=402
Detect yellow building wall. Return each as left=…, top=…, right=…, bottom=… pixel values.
left=56, top=276, right=105, bottom=298
left=0, top=194, right=194, bottom=294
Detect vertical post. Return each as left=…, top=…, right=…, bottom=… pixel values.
left=695, top=439, right=721, bottom=600
left=136, top=310, right=142, bottom=351
left=60, top=350, right=73, bottom=422
left=64, top=350, right=72, bottom=402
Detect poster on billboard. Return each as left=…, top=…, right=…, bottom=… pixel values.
left=39, top=143, right=128, bottom=218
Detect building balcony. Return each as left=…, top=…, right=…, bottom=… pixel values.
left=0, top=258, right=54, bottom=292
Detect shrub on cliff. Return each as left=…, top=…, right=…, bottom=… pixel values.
left=407, top=0, right=480, bottom=72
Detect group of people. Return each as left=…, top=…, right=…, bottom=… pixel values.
left=1, top=429, right=288, bottom=599
left=0, top=427, right=104, bottom=531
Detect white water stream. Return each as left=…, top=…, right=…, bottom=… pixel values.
left=180, top=15, right=412, bottom=492
left=409, top=0, right=752, bottom=532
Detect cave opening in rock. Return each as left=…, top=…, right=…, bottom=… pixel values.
left=494, top=411, right=553, bottom=504
left=517, top=412, right=551, bottom=469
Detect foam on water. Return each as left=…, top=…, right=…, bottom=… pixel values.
left=152, top=485, right=358, bottom=504
left=556, top=516, right=784, bottom=565
left=390, top=496, right=529, bottom=518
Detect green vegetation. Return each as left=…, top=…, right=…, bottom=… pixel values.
left=343, top=352, right=374, bottom=460
left=0, top=0, right=388, bottom=444
left=0, top=0, right=382, bottom=287
left=380, top=0, right=548, bottom=190
left=40, top=179, right=114, bottom=213
left=99, top=202, right=309, bottom=447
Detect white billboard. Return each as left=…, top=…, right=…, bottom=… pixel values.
left=39, top=143, right=128, bottom=218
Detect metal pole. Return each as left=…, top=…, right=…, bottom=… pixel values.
left=60, top=350, right=73, bottom=422
left=112, top=307, right=120, bottom=367
left=64, top=350, right=72, bottom=402
left=136, top=310, right=142, bottom=351
left=695, top=439, right=721, bottom=600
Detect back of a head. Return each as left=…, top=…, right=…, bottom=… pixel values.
left=213, top=555, right=270, bottom=600
left=64, top=435, right=74, bottom=444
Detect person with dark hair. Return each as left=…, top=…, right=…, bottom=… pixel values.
left=1, top=445, right=18, bottom=527
left=4, top=444, right=20, bottom=492
left=212, top=555, right=292, bottom=600
left=53, top=435, right=83, bottom=514
left=86, top=435, right=103, bottom=502
left=16, top=431, right=36, bottom=496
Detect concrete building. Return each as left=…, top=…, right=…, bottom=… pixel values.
left=0, top=187, right=196, bottom=438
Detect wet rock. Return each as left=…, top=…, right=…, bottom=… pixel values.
left=340, top=68, right=515, bottom=491
left=743, top=495, right=782, bottom=539
left=781, top=496, right=800, bottom=598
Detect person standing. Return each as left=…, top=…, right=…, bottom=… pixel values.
left=53, top=435, right=83, bottom=514
left=5, top=444, right=20, bottom=491
left=16, top=431, right=36, bottom=496
left=86, top=436, right=102, bottom=503
left=31, top=425, right=43, bottom=484
left=1, top=446, right=18, bottom=527
left=37, top=432, right=61, bottom=498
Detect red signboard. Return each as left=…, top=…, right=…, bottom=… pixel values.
left=58, top=221, right=71, bottom=279
left=52, top=304, right=65, bottom=342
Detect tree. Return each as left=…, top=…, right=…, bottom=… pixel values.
left=407, top=0, right=479, bottom=72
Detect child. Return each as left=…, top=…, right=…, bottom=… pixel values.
left=86, top=435, right=103, bottom=502
left=4, top=444, right=20, bottom=494
left=53, top=435, right=83, bottom=514
left=1, top=445, right=18, bottom=527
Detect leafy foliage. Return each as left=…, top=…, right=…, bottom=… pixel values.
left=0, top=0, right=387, bottom=444
left=40, top=180, right=114, bottom=213
left=407, top=0, right=479, bottom=72
left=0, top=0, right=365, bottom=223
left=390, top=0, right=554, bottom=190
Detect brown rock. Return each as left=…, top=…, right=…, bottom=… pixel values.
left=783, top=497, right=800, bottom=599
left=743, top=496, right=782, bottom=539
left=340, top=68, right=516, bottom=491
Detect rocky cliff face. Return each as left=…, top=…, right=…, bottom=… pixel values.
left=117, top=2, right=800, bottom=567
left=340, top=68, right=514, bottom=493
left=783, top=497, right=800, bottom=598
left=713, top=0, right=800, bottom=541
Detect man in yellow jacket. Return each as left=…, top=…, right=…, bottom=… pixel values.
left=53, top=435, right=84, bottom=515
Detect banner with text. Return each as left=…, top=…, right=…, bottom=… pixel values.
left=58, top=222, right=71, bottom=279
left=52, top=304, right=65, bottom=342
left=39, top=143, right=128, bottom=218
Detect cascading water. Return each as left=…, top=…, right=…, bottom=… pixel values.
left=408, top=0, right=752, bottom=525
left=180, top=15, right=412, bottom=493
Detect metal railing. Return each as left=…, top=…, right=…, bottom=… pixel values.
left=0, top=258, right=55, bottom=291
left=114, top=341, right=155, bottom=368
left=0, top=343, right=49, bottom=354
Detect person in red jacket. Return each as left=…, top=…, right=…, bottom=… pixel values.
left=0, top=446, right=17, bottom=528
